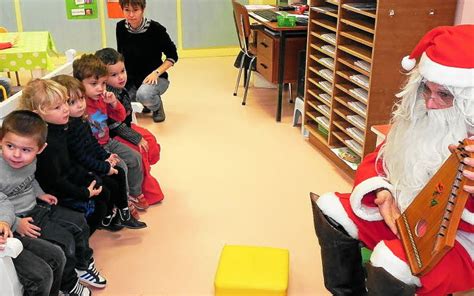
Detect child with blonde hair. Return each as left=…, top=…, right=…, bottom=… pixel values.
left=20, top=79, right=108, bottom=292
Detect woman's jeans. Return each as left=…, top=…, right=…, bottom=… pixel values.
left=134, top=78, right=170, bottom=112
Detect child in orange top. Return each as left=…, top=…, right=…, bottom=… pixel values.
left=96, top=48, right=164, bottom=205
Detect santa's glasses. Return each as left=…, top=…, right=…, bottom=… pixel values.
left=419, top=80, right=454, bottom=110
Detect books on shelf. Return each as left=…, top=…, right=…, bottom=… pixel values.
left=349, top=74, right=369, bottom=88
left=317, top=104, right=330, bottom=117
left=346, top=114, right=365, bottom=130
left=318, top=57, right=335, bottom=69
left=354, top=59, right=371, bottom=72
left=321, top=44, right=336, bottom=55
left=346, top=126, right=364, bottom=143
left=344, top=139, right=363, bottom=155
left=316, top=116, right=329, bottom=129
left=321, top=33, right=336, bottom=43
left=347, top=101, right=367, bottom=115
left=349, top=87, right=368, bottom=104
left=318, top=69, right=334, bottom=82
left=319, top=93, right=331, bottom=105
left=318, top=81, right=333, bottom=94
left=330, top=147, right=360, bottom=170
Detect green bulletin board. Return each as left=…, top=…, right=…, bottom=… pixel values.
left=65, top=0, right=98, bottom=20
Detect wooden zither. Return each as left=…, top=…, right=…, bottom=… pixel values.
left=396, top=139, right=474, bottom=275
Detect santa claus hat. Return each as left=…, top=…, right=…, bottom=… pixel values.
left=401, top=25, right=474, bottom=88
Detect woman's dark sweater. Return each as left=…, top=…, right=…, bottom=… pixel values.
left=116, top=19, right=178, bottom=88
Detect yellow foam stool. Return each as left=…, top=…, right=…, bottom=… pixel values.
left=214, top=245, right=289, bottom=296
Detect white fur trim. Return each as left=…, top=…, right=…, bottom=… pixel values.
left=402, top=56, right=416, bottom=71
left=370, top=241, right=422, bottom=287
left=350, top=177, right=393, bottom=221
left=316, top=192, right=359, bottom=239
left=461, top=208, right=474, bottom=225
left=419, top=52, right=474, bottom=88
left=456, top=231, right=474, bottom=260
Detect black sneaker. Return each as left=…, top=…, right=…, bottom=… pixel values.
left=152, top=105, right=165, bottom=122
left=142, top=106, right=151, bottom=113
left=98, top=214, right=124, bottom=232
left=117, top=208, right=147, bottom=229
left=67, top=280, right=92, bottom=296
left=76, top=259, right=107, bottom=288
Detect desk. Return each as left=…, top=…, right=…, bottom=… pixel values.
left=249, top=12, right=307, bottom=122
left=0, top=32, right=58, bottom=76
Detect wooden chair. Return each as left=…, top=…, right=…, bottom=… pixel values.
left=232, top=1, right=257, bottom=105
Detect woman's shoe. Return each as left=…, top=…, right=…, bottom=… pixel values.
left=129, top=194, right=149, bottom=210
left=117, top=208, right=147, bottom=229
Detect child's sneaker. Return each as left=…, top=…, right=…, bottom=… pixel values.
left=128, top=201, right=140, bottom=219
left=117, top=208, right=147, bottom=229
left=76, top=259, right=107, bottom=288
left=129, top=194, right=149, bottom=210
left=67, top=280, right=91, bottom=296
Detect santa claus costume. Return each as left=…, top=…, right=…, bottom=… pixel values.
left=312, top=25, right=474, bottom=296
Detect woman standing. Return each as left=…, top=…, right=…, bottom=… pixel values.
left=116, top=0, right=178, bottom=122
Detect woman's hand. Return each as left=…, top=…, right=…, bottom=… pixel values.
left=374, top=189, right=401, bottom=236
left=106, top=153, right=120, bottom=167
left=107, top=166, right=118, bottom=176
left=138, top=138, right=149, bottom=152
left=143, top=71, right=160, bottom=85
left=0, top=222, right=13, bottom=240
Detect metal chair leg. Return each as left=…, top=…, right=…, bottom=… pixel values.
left=242, top=56, right=256, bottom=106
left=234, top=52, right=245, bottom=96
left=288, top=83, right=293, bottom=103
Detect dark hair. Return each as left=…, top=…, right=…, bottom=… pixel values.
left=119, top=0, right=146, bottom=9
left=1, top=110, right=48, bottom=147
left=73, top=54, right=108, bottom=81
left=95, top=48, right=125, bottom=65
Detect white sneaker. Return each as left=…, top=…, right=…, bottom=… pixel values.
left=76, top=259, right=107, bottom=288
left=67, top=280, right=91, bottom=296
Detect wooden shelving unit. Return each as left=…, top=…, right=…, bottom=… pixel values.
left=304, top=0, right=457, bottom=178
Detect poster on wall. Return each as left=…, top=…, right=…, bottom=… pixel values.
left=65, top=0, right=98, bottom=20
left=107, top=0, right=124, bottom=18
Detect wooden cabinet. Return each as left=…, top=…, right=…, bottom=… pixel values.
left=254, top=29, right=307, bottom=84
left=304, top=0, right=456, bottom=178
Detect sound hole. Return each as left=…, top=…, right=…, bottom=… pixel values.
left=415, top=219, right=427, bottom=237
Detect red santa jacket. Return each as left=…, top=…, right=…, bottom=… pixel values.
left=349, top=144, right=474, bottom=233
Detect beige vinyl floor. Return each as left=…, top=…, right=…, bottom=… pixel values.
left=86, top=56, right=352, bottom=296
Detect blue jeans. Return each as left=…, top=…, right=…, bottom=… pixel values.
left=13, top=236, right=66, bottom=296
left=135, top=78, right=170, bottom=112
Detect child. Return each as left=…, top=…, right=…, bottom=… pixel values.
left=0, top=110, right=99, bottom=296
left=72, top=54, right=148, bottom=211
left=20, top=79, right=107, bottom=294
left=51, top=74, right=146, bottom=229
left=96, top=48, right=164, bottom=205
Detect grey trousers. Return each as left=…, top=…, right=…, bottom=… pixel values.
left=135, top=78, right=170, bottom=112
left=104, top=138, right=143, bottom=197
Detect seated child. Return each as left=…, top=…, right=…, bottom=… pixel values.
left=96, top=48, right=164, bottom=205
left=72, top=54, right=149, bottom=211
left=51, top=74, right=146, bottom=230
left=0, top=110, right=100, bottom=296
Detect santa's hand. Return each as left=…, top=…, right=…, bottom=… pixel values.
left=463, top=143, right=474, bottom=194
left=374, top=189, right=401, bottom=236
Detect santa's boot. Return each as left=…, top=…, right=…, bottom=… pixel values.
left=366, top=264, right=416, bottom=296
left=310, top=193, right=367, bottom=296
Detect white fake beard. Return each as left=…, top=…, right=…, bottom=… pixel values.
left=381, top=100, right=468, bottom=212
